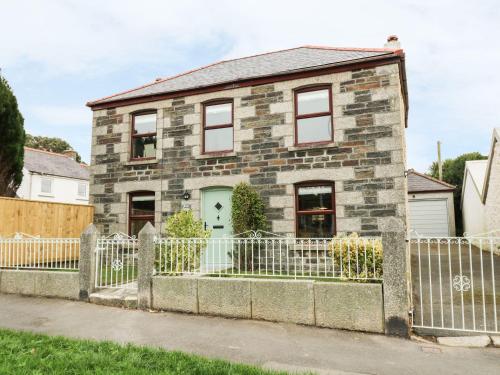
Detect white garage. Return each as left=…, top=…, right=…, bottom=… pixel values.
left=407, top=170, right=456, bottom=237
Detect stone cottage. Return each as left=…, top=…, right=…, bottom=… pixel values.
left=87, top=36, right=409, bottom=238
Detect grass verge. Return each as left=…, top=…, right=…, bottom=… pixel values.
left=0, top=328, right=292, bottom=375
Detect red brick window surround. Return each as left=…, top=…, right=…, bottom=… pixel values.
left=294, top=85, right=333, bottom=145
left=131, top=111, right=157, bottom=160
left=202, top=100, right=233, bottom=154
left=128, top=191, right=155, bottom=237
left=295, top=181, right=336, bottom=238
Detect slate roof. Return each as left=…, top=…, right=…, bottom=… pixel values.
left=24, top=148, right=89, bottom=180
left=88, top=46, right=400, bottom=106
left=407, top=170, right=455, bottom=193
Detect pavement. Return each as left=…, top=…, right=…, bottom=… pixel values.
left=1, top=294, right=499, bottom=375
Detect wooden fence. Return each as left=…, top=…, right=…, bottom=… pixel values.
left=0, top=197, right=94, bottom=238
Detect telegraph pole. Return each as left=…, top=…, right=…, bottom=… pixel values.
left=437, top=141, right=443, bottom=180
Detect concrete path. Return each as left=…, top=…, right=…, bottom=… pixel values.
left=0, top=294, right=499, bottom=375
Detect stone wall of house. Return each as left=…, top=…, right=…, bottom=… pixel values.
left=485, top=141, right=500, bottom=233
left=90, top=63, right=407, bottom=236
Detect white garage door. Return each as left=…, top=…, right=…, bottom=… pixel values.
left=409, top=199, right=450, bottom=237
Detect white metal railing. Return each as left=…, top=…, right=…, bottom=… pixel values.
left=410, top=236, right=500, bottom=334
left=95, top=236, right=138, bottom=289
left=155, top=235, right=382, bottom=281
left=0, top=237, right=80, bottom=271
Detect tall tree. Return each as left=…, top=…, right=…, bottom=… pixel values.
left=0, top=74, right=25, bottom=197
left=429, top=152, right=487, bottom=235
left=25, top=134, right=82, bottom=162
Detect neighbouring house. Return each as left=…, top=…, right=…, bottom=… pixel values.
left=407, top=170, right=455, bottom=237
left=87, top=36, right=409, bottom=239
left=462, top=128, right=500, bottom=235
left=16, top=148, right=90, bottom=205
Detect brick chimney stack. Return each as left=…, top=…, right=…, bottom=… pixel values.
left=384, top=35, right=401, bottom=49
left=63, top=149, right=77, bottom=160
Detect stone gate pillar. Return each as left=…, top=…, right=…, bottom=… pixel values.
left=381, top=218, right=411, bottom=337
left=137, top=222, right=156, bottom=309
left=79, top=224, right=98, bottom=300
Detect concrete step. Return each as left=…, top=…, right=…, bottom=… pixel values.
left=89, top=288, right=138, bottom=309
left=437, top=335, right=491, bottom=348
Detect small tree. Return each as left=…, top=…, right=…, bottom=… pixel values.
left=231, top=183, right=267, bottom=271
left=231, top=182, right=267, bottom=235
left=429, top=152, right=487, bottom=235
left=25, top=134, right=82, bottom=162
left=0, top=75, right=25, bottom=197
left=156, top=210, right=211, bottom=274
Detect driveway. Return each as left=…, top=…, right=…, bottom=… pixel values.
left=0, top=294, right=499, bottom=375
left=410, top=241, right=500, bottom=332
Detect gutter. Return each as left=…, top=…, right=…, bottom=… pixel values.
left=29, top=171, right=90, bottom=182
left=408, top=189, right=454, bottom=194
left=398, top=53, right=409, bottom=129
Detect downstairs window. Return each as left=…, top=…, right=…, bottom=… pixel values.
left=295, top=182, right=335, bottom=238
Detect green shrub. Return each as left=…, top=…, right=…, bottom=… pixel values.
left=328, top=233, right=383, bottom=279
left=230, top=183, right=267, bottom=270
left=231, top=182, right=267, bottom=236
left=156, top=210, right=211, bottom=274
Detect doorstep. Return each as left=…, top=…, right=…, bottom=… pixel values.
left=89, top=287, right=137, bottom=309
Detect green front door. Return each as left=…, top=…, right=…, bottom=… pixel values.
left=202, top=187, right=233, bottom=271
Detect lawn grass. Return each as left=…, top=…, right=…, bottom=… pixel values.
left=98, top=264, right=138, bottom=287
left=0, top=328, right=293, bottom=375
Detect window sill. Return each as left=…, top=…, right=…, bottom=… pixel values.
left=125, top=159, right=158, bottom=166
left=288, top=142, right=337, bottom=152
left=38, top=193, right=54, bottom=198
left=195, top=152, right=237, bottom=160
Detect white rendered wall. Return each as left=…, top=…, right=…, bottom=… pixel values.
left=484, top=142, right=500, bottom=233
left=462, top=172, right=486, bottom=235
left=18, top=173, right=89, bottom=205
left=16, top=168, right=32, bottom=199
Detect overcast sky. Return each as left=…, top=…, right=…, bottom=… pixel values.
left=1, top=0, right=499, bottom=171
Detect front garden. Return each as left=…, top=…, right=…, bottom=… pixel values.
left=155, top=183, right=383, bottom=282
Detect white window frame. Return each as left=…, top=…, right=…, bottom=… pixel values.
left=40, top=177, right=53, bottom=195
left=78, top=182, right=87, bottom=198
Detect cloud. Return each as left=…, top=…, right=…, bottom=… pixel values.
left=2, top=0, right=499, bottom=169
left=30, top=105, right=91, bottom=127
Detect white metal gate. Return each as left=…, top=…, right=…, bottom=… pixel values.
left=410, top=236, right=499, bottom=334
left=95, top=234, right=138, bottom=289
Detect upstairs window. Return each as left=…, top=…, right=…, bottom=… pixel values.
left=295, top=86, right=333, bottom=145
left=129, top=192, right=155, bottom=237
left=77, top=182, right=87, bottom=198
left=41, top=177, right=52, bottom=194
left=295, top=182, right=335, bottom=238
left=132, top=112, right=157, bottom=160
left=203, top=101, right=233, bottom=153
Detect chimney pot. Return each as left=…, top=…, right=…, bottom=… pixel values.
left=384, top=35, right=401, bottom=49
